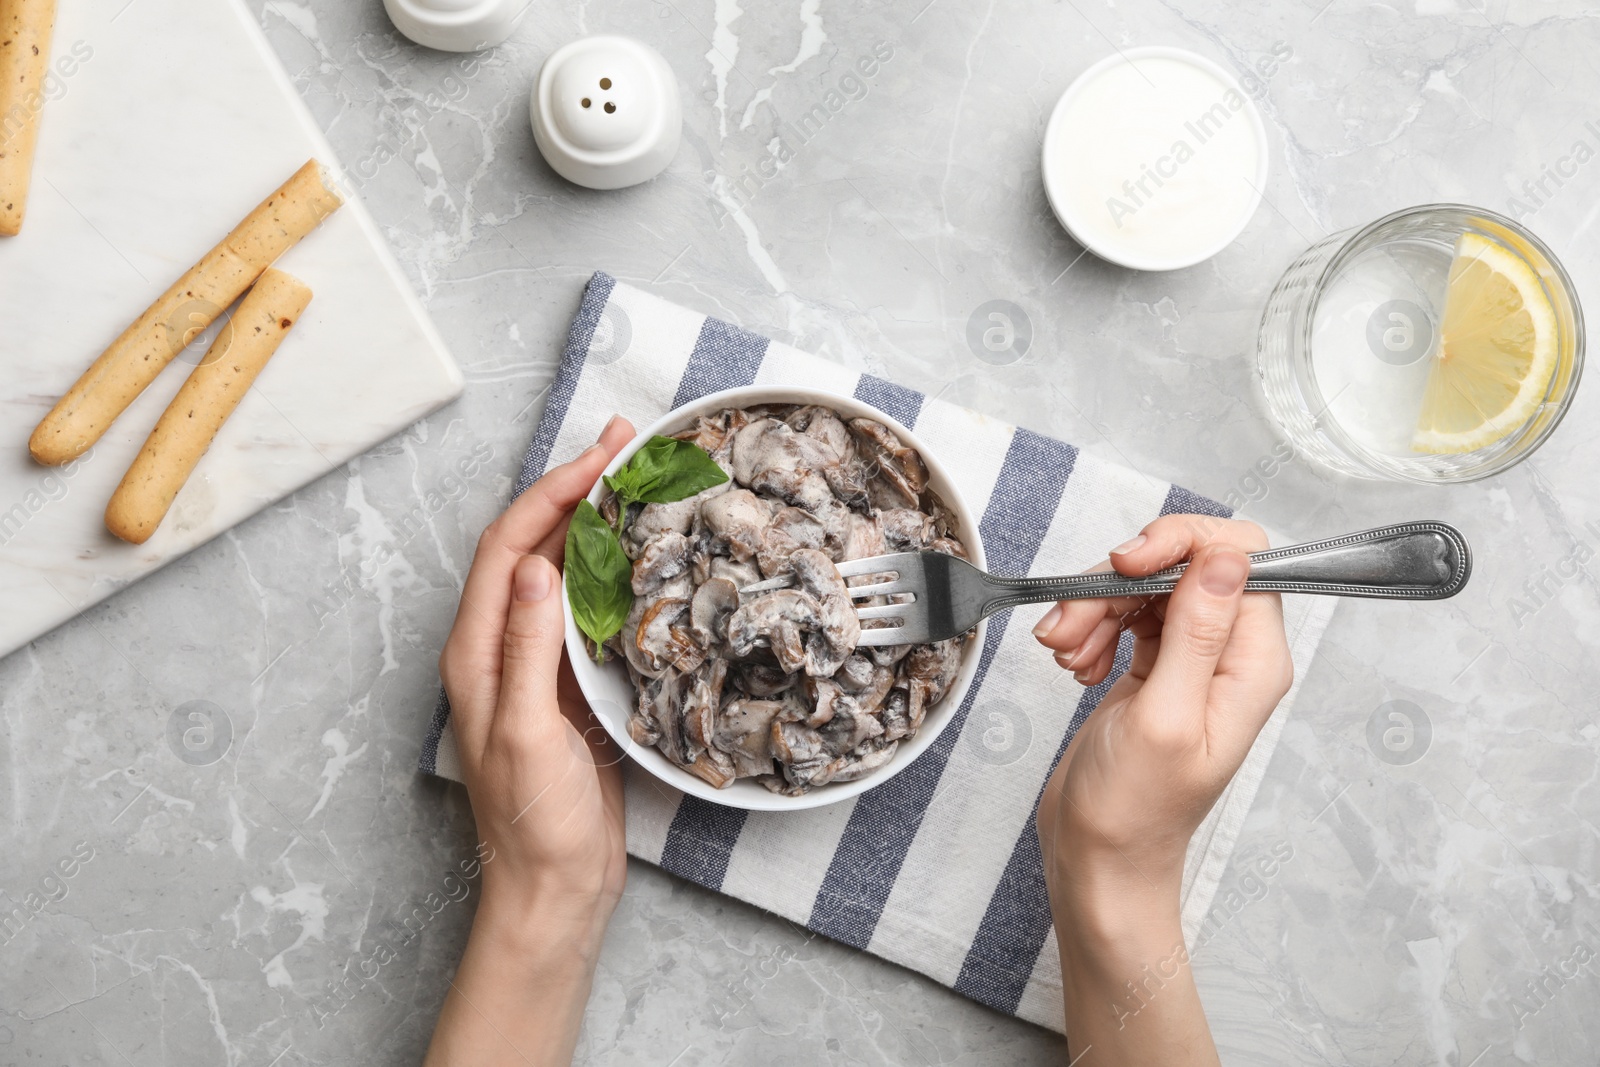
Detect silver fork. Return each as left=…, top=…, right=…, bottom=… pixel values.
left=741, top=521, right=1471, bottom=646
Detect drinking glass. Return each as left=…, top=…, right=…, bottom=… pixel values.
left=1256, top=204, right=1583, bottom=482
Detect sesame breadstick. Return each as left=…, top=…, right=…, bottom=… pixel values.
left=29, top=159, right=342, bottom=465
left=104, top=268, right=313, bottom=545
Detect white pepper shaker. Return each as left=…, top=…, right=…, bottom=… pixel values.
left=529, top=36, right=682, bottom=190
left=383, top=0, right=527, bottom=53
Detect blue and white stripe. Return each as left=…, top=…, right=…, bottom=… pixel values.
left=420, top=272, right=1337, bottom=1034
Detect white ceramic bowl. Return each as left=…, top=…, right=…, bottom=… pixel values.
left=563, top=385, right=988, bottom=811
left=1041, top=46, right=1269, bottom=272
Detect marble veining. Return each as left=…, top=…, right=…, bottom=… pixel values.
left=3, top=0, right=1599, bottom=1064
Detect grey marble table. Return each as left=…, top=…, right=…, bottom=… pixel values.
left=5, top=1, right=1599, bottom=1063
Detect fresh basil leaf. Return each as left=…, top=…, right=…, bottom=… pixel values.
left=622, top=435, right=729, bottom=504
left=565, top=499, right=633, bottom=656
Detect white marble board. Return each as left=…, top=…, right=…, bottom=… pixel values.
left=0, top=0, right=464, bottom=657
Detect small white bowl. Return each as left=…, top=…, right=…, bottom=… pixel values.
left=1041, top=46, right=1269, bottom=272
left=563, top=385, right=988, bottom=812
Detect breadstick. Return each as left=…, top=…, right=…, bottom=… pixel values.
left=104, top=269, right=313, bottom=545
left=0, top=0, right=56, bottom=236
left=29, top=159, right=342, bottom=465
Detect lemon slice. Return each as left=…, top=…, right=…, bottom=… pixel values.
left=1412, top=232, right=1559, bottom=454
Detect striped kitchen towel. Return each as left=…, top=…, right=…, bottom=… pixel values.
left=419, top=272, right=1337, bottom=1032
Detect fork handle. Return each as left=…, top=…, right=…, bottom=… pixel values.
left=979, top=521, right=1472, bottom=611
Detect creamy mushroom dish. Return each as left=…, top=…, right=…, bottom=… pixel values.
left=601, top=404, right=973, bottom=795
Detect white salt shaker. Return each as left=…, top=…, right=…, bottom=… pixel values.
left=383, top=0, right=527, bottom=52
left=529, top=36, right=682, bottom=190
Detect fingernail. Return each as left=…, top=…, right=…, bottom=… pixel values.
left=601, top=413, right=622, bottom=438
left=515, top=555, right=553, bottom=602
left=1073, top=670, right=1090, bottom=686
left=1110, top=533, right=1146, bottom=556
left=1054, top=650, right=1077, bottom=670
left=1199, top=550, right=1250, bottom=596
left=579, top=442, right=606, bottom=461
left=1032, top=604, right=1063, bottom=638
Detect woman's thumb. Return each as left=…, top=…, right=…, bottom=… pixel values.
left=499, top=554, right=567, bottom=719
left=1142, top=545, right=1249, bottom=711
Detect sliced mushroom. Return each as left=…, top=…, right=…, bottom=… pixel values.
left=867, top=642, right=913, bottom=668
left=905, top=638, right=964, bottom=709
left=771, top=506, right=826, bottom=551
left=701, top=488, right=773, bottom=562
left=635, top=597, right=705, bottom=676
left=789, top=548, right=861, bottom=677
left=730, top=417, right=835, bottom=486
left=771, top=720, right=835, bottom=790
left=619, top=578, right=693, bottom=679
left=641, top=668, right=688, bottom=764
left=849, top=417, right=928, bottom=510
left=688, top=577, right=740, bottom=646
left=687, top=748, right=737, bottom=789
left=823, top=458, right=871, bottom=510
left=736, top=663, right=796, bottom=698
left=625, top=496, right=698, bottom=554
left=673, top=413, right=734, bottom=456
left=681, top=658, right=728, bottom=753
left=625, top=660, right=663, bottom=747
left=827, top=739, right=899, bottom=783
left=840, top=512, right=887, bottom=562
left=749, top=467, right=852, bottom=551
left=725, top=589, right=822, bottom=675
left=756, top=527, right=803, bottom=580
left=815, top=684, right=883, bottom=755
left=834, top=653, right=875, bottom=691
left=833, top=653, right=896, bottom=714
left=756, top=773, right=807, bottom=797
left=712, top=697, right=783, bottom=778
left=709, top=555, right=762, bottom=589
left=786, top=405, right=853, bottom=462
left=771, top=719, right=826, bottom=765
left=632, top=531, right=693, bottom=595
left=880, top=508, right=935, bottom=550
left=880, top=687, right=912, bottom=742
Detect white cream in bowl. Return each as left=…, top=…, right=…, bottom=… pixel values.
left=1042, top=47, right=1269, bottom=271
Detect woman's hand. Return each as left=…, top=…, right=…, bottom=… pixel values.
left=425, top=414, right=635, bottom=1067
left=1031, top=515, right=1293, bottom=1067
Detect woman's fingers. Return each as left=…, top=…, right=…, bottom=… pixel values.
left=1136, top=544, right=1250, bottom=730
left=1110, top=514, right=1269, bottom=575
left=439, top=417, right=634, bottom=760
left=453, top=417, right=632, bottom=653
left=1054, top=614, right=1119, bottom=677
left=494, top=554, right=569, bottom=741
